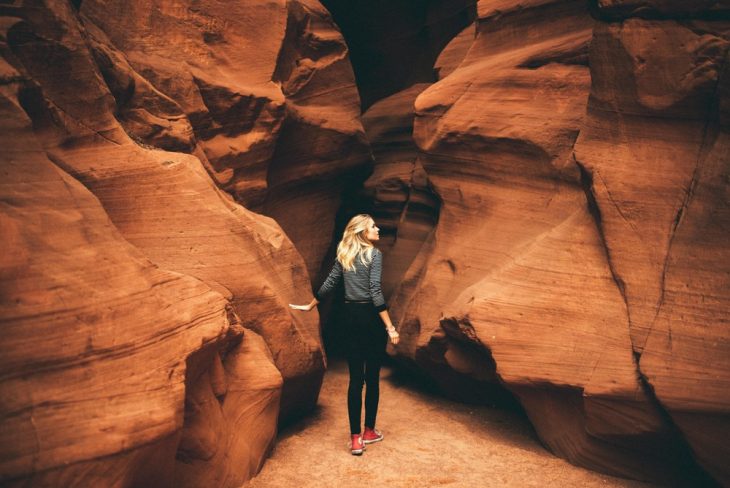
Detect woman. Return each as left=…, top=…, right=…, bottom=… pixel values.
left=289, top=214, right=400, bottom=456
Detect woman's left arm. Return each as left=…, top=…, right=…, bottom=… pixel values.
left=379, top=309, right=399, bottom=345
left=370, top=250, right=399, bottom=345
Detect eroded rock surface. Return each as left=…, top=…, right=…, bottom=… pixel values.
left=1, top=1, right=323, bottom=486
left=79, top=0, right=370, bottom=279
left=1, top=67, right=280, bottom=487
left=361, top=83, right=440, bottom=298
left=384, top=0, right=724, bottom=483
left=574, top=9, right=730, bottom=485
left=3, top=0, right=729, bottom=485
left=6, top=0, right=324, bottom=422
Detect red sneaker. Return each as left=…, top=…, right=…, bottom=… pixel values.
left=351, top=434, right=364, bottom=455
left=362, top=427, right=383, bottom=444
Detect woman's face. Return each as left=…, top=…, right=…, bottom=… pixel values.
left=364, top=220, right=380, bottom=242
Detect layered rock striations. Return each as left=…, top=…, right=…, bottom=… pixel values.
left=359, top=21, right=477, bottom=302
left=383, top=0, right=726, bottom=483
left=1, top=1, right=330, bottom=486
left=574, top=4, right=730, bottom=484
left=390, top=0, right=596, bottom=391
left=174, top=331, right=283, bottom=487
left=1, top=65, right=281, bottom=487
left=2, top=0, right=729, bottom=485
left=7, top=0, right=324, bottom=425
left=79, top=0, right=370, bottom=279
left=361, top=83, right=441, bottom=299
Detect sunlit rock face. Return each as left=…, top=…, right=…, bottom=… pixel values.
left=0, top=69, right=281, bottom=487
left=1, top=1, right=327, bottom=486
left=574, top=3, right=730, bottom=484
left=384, top=0, right=727, bottom=483
left=79, top=0, right=369, bottom=280
left=2, top=0, right=728, bottom=485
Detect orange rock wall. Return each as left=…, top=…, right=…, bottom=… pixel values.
left=3, top=0, right=729, bottom=486
left=79, top=0, right=371, bottom=280
left=378, top=0, right=729, bottom=484
left=0, top=0, right=341, bottom=485
left=1, top=69, right=281, bottom=487
left=576, top=4, right=730, bottom=484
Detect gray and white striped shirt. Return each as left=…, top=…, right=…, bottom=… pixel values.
left=316, top=248, right=387, bottom=311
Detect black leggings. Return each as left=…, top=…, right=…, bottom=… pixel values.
left=343, top=302, right=388, bottom=435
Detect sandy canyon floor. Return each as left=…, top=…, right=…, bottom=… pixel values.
left=245, top=359, right=653, bottom=488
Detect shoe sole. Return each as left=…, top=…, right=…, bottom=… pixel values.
left=363, top=437, right=383, bottom=445
left=351, top=449, right=364, bottom=455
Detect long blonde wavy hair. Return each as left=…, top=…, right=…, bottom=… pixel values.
left=337, top=214, right=375, bottom=272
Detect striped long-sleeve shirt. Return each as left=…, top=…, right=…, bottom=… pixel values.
left=316, top=248, right=387, bottom=312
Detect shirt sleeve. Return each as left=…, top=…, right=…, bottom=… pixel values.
left=369, top=249, right=387, bottom=312
left=316, top=260, right=343, bottom=300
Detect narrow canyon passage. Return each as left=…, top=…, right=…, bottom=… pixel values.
left=246, top=360, right=653, bottom=488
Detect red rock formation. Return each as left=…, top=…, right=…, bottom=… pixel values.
left=385, top=0, right=718, bottom=483
left=174, top=331, right=282, bottom=487
left=434, top=22, right=476, bottom=80
left=359, top=22, right=476, bottom=301
left=392, top=0, right=595, bottom=384
left=79, top=0, right=370, bottom=279
left=1, top=1, right=323, bottom=485
left=3, top=0, right=728, bottom=485
left=79, top=0, right=289, bottom=205
left=1, top=68, right=279, bottom=487
left=597, top=0, right=730, bottom=18
left=7, top=0, right=324, bottom=423
left=574, top=8, right=730, bottom=484
left=263, top=0, right=372, bottom=279
left=361, top=83, right=440, bottom=298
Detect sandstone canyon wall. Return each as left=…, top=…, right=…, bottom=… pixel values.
left=0, top=0, right=355, bottom=485
left=375, top=0, right=729, bottom=485
left=76, top=0, right=371, bottom=284
left=2, top=0, right=729, bottom=486
left=1, top=66, right=283, bottom=487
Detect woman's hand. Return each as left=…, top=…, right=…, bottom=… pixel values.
left=387, top=326, right=400, bottom=345
left=378, top=309, right=399, bottom=345
left=289, top=298, right=318, bottom=312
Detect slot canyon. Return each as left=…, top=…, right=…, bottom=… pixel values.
left=1, top=0, right=728, bottom=487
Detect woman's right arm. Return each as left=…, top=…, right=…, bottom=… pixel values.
left=289, top=297, right=319, bottom=311
left=316, top=260, right=343, bottom=300
left=289, top=260, right=342, bottom=312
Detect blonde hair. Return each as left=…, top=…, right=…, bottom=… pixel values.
left=337, top=214, right=375, bottom=272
